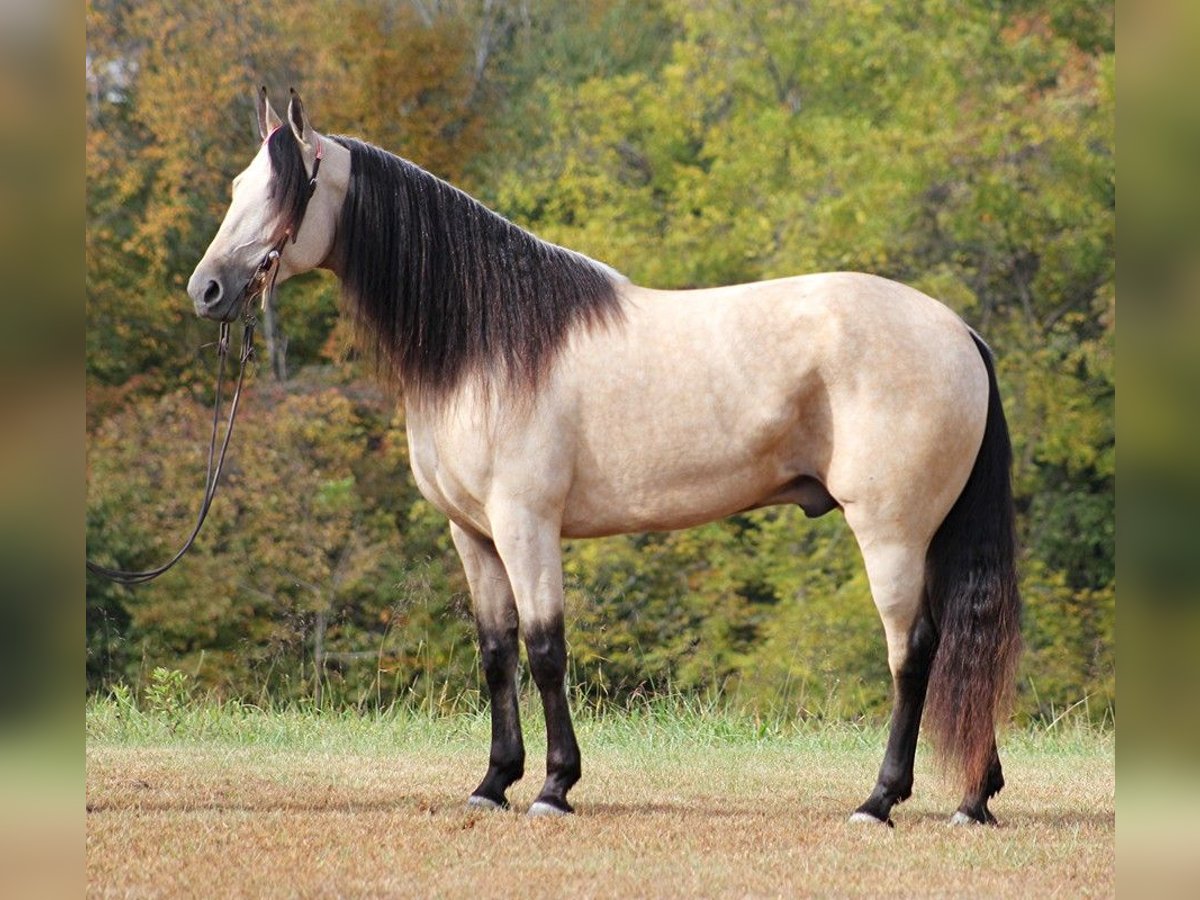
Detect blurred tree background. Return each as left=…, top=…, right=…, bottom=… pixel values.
left=86, top=0, right=1114, bottom=724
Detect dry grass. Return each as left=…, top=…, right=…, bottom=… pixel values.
left=86, top=705, right=1114, bottom=897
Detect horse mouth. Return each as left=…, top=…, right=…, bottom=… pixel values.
left=195, top=294, right=239, bottom=322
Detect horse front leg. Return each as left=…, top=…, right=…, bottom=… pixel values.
left=523, top=611, right=580, bottom=815
left=491, top=515, right=581, bottom=816
left=451, top=523, right=525, bottom=811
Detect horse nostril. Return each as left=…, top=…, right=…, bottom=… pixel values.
left=203, top=280, right=222, bottom=307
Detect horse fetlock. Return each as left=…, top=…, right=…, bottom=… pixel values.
left=551, top=760, right=581, bottom=791
left=875, top=768, right=914, bottom=804
left=852, top=784, right=902, bottom=825
left=544, top=733, right=580, bottom=770
left=490, top=753, right=525, bottom=785
left=986, top=763, right=1006, bottom=799
left=960, top=756, right=1005, bottom=814
left=475, top=753, right=525, bottom=805
left=536, top=756, right=581, bottom=814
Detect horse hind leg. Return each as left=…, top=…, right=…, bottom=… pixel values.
left=848, top=529, right=1011, bottom=828
left=451, top=524, right=526, bottom=811
left=845, top=535, right=935, bottom=827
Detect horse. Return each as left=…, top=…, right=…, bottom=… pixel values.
left=188, top=88, right=1021, bottom=826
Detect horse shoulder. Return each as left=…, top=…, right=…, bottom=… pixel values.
left=404, top=385, right=581, bottom=539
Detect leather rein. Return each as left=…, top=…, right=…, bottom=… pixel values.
left=87, top=136, right=322, bottom=585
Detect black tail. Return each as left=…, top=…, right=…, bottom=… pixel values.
left=922, top=333, right=1022, bottom=795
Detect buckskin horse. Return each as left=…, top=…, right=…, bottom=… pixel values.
left=187, top=88, right=1021, bottom=826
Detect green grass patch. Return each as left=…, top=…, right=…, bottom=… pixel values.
left=87, top=667, right=1112, bottom=760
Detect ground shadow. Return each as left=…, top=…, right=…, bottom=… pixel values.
left=895, top=808, right=1115, bottom=830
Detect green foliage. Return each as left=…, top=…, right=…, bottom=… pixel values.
left=86, top=374, right=475, bottom=707
left=143, top=666, right=193, bottom=717
left=87, top=0, right=1114, bottom=724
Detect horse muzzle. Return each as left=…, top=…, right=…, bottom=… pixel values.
left=191, top=261, right=268, bottom=321
left=188, top=266, right=241, bottom=321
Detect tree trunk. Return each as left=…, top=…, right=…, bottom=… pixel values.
left=313, top=608, right=327, bottom=706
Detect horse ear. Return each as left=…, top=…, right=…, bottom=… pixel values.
left=256, top=85, right=282, bottom=142
left=287, top=88, right=316, bottom=154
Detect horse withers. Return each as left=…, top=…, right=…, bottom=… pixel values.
left=188, top=88, right=1021, bottom=826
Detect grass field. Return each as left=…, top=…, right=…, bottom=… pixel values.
left=86, top=693, right=1114, bottom=897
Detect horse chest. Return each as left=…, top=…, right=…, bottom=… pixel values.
left=404, top=401, right=576, bottom=537
left=404, top=418, right=495, bottom=536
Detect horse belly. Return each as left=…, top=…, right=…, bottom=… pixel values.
left=558, top=381, right=824, bottom=538
left=560, top=457, right=788, bottom=538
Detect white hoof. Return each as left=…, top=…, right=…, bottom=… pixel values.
left=949, top=810, right=981, bottom=826
left=527, top=800, right=571, bottom=818
left=467, top=795, right=505, bottom=811
left=848, top=810, right=890, bottom=826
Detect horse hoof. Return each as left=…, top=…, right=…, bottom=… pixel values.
left=528, top=800, right=572, bottom=818
left=949, top=810, right=986, bottom=826
left=467, top=795, right=508, bottom=812
left=848, top=811, right=894, bottom=827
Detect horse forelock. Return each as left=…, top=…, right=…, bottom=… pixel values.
left=325, top=137, right=624, bottom=401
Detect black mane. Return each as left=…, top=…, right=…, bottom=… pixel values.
left=267, top=131, right=624, bottom=399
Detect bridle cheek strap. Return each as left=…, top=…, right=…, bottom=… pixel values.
left=307, top=136, right=324, bottom=200
left=254, top=136, right=324, bottom=313
left=290, top=134, right=324, bottom=243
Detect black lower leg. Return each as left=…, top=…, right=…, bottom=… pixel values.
left=524, top=617, right=581, bottom=813
left=955, top=741, right=1004, bottom=824
left=471, top=623, right=524, bottom=807
left=854, top=611, right=938, bottom=825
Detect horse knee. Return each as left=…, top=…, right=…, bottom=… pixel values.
left=523, top=620, right=567, bottom=691
left=478, top=627, right=519, bottom=687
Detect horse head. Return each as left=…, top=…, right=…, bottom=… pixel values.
left=187, top=87, right=348, bottom=321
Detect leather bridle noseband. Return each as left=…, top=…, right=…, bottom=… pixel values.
left=86, top=136, right=323, bottom=586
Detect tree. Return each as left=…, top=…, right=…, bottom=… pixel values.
left=86, top=0, right=1115, bottom=723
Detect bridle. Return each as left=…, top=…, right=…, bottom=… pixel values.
left=86, top=135, right=323, bottom=586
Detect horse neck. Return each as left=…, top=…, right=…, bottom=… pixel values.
left=329, top=137, right=624, bottom=402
